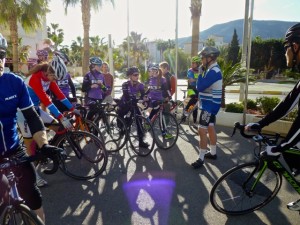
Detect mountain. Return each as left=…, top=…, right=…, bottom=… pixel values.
left=178, top=19, right=298, bottom=47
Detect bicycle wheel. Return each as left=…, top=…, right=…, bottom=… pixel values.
left=54, top=130, right=108, bottom=180
left=94, top=112, right=127, bottom=152
left=128, top=115, right=155, bottom=156
left=2, top=204, right=44, bottom=225
left=152, top=112, right=179, bottom=150
left=187, top=106, right=199, bottom=135
left=210, top=161, right=282, bottom=215
left=172, top=100, right=186, bottom=124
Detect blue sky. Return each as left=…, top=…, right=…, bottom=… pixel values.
left=46, top=0, right=300, bottom=46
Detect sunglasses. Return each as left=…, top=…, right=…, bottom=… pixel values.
left=132, top=73, right=139, bottom=77
left=0, top=50, right=7, bottom=60
left=284, top=43, right=292, bottom=52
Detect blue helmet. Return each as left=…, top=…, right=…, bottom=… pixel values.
left=89, top=57, right=103, bottom=66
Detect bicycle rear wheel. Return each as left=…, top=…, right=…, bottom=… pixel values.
left=95, top=112, right=127, bottom=152
left=128, top=115, right=155, bottom=156
left=172, top=100, right=186, bottom=124
left=2, top=204, right=44, bottom=225
left=210, top=161, right=282, bottom=215
left=54, top=130, right=108, bottom=180
left=152, top=112, right=179, bottom=150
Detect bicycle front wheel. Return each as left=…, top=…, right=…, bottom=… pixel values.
left=54, top=130, right=108, bottom=180
left=128, top=115, right=155, bottom=156
left=95, top=112, right=127, bottom=152
left=152, top=112, right=179, bottom=150
left=2, top=204, right=44, bottom=225
left=210, top=161, right=282, bottom=215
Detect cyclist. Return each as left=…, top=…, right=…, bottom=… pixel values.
left=0, top=32, right=61, bottom=223
left=81, top=57, right=107, bottom=119
left=17, top=56, right=77, bottom=186
left=101, top=62, right=114, bottom=97
left=51, top=51, right=77, bottom=112
left=145, top=63, right=173, bottom=139
left=117, top=66, right=149, bottom=148
left=159, top=61, right=176, bottom=97
left=246, top=23, right=300, bottom=211
left=183, top=56, right=203, bottom=118
left=191, top=46, right=222, bottom=169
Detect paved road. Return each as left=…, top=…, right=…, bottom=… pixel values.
left=40, top=124, right=299, bottom=225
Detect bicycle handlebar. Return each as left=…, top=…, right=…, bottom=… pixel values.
left=231, top=122, right=259, bottom=139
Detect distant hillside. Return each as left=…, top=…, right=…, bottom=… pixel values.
left=178, top=19, right=298, bottom=47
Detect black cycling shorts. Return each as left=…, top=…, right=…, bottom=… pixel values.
left=199, top=110, right=216, bottom=129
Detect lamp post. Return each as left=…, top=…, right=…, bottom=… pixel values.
left=127, top=0, right=130, bottom=67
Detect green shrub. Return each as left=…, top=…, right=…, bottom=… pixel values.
left=256, top=96, right=280, bottom=114
left=225, top=102, right=244, bottom=113
left=284, top=108, right=298, bottom=122
left=242, top=99, right=257, bottom=110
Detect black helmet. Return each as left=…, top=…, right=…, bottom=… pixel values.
left=284, top=23, right=300, bottom=44
left=198, top=46, right=220, bottom=59
left=126, top=66, right=140, bottom=76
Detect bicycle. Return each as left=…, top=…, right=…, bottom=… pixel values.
left=39, top=122, right=108, bottom=180
left=210, top=122, right=300, bottom=215
left=141, top=99, right=179, bottom=150
left=124, top=99, right=155, bottom=157
left=0, top=150, right=62, bottom=225
left=171, top=89, right=200, bottom=135
left=85, top=100, right=127, bottom=152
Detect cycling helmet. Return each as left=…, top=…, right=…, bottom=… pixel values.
left=49, top=56, right=67, bottom=80
left=89, top=57, right=103, bottom=66
left=36, top=49, right=49, bottom=57
left=284, top=23, right=300, bottom=44
left=148, top=63, right=159, bottom=71
left=0, top=33, right=7, bottom=50
left=54, top=51, right=70, bottom=64
left=191, top=56, right=201, bottom=63
left=198, top=46, right=220, bottom=59
left=127, top=66, right=140, bottom=76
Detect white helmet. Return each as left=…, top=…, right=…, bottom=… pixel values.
left=50, top=56, right=67, bottom=80
left=0, top=33, right=7, bottom=51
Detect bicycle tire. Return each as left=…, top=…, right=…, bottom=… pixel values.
left=152, top=112, right=179, bottom=150
left=172, top=100, right=186, bottom=124
left=210, top=161, right=282, bottom=215
left=187, top=106, right=199, bottom=135
left=128, top=115, right=155, bottom=156
left=2, top=204, right=44, bottom=225
left=93, top=112, right=127, bottom=152
left=53, top=130, right=108, bottom=180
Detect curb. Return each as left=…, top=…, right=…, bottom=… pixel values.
left=225, top=89, right=288, bottom=95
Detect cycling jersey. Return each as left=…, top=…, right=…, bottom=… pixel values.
left=197, top=62, right=222, bottom=115
left=146, top=77, right=169, bottom=101
left=0, top=73, right=33, bottom=154
left=120, top=80, right=145, bottom=103
left=82, top=71, right=106, bottom=100
left=187, top=68, right=199, bottom=96
left=25, top=71, right=73, bottom=119
left=258, top=80, right=300, bottom=151
left=56, top=73, right=76, bottom=98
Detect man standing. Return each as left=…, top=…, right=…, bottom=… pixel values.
left=102, top=62, right=114, bottom=98
left=191, top=47, right=222, bottom=169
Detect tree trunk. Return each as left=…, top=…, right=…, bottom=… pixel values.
left=221, top=86, right=226, bottom=108
left=190, top=0, right=201, bottom=57
left=9, top=16, right=19, bottom=72
left=81, top=0, right=91, bottom=76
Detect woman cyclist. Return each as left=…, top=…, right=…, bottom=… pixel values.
left=117, top=66, right=149, bottom=148
left=146, top=63, right=173, bottom=139
left=0, top=32, right=61, bottom=223
left=82, top=57, right=107, bottom=119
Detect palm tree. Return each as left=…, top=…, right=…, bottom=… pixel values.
left=89, top=35, right=107, bottom=60
left=63, top=0, right=114, bottom=76
left=0, top=0, right=49, bottom=72
left=190, top=0, right=202, bottom=56
left=47, top=23, right=65, bottom=50
left=218, top=59, right=247, bottom=108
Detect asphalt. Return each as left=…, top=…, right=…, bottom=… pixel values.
left=40, top=124, right=299, bottom=225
